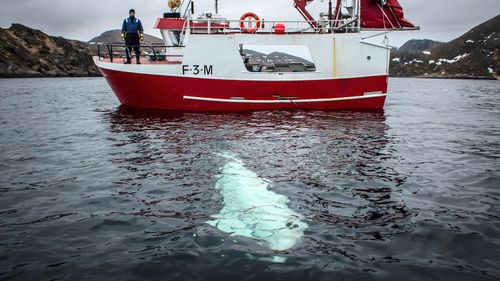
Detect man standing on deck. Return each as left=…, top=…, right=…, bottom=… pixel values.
left=121, top=9, right=144, bottom=64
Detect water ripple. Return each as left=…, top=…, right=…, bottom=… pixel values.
left=0, top=78, right=499, bottom=280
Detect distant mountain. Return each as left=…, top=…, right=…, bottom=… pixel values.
left=0, top=24, right=99, bottom=78
left=391, top=15, right=499, bottom=79
left=89, top=30, right=163, bottom=45
left=398, top=39, right=445, bottom=53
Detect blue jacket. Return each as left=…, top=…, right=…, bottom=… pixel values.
left=122, top=17, right=144, bottom=34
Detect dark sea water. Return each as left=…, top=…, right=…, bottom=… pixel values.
left=0, top=77, right=499, bottom=281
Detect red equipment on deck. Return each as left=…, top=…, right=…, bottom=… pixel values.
left=294, top=0, right=416, bottom=30
left=360, top=0, right=416, bottom=29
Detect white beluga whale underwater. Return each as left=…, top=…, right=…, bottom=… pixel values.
left=206, top=152, right=308, bottom=261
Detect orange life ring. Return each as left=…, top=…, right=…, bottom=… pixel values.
left=240, top=12, right=261, bottom=34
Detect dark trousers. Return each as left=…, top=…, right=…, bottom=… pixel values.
left=125, top=33, right=140, bottom=62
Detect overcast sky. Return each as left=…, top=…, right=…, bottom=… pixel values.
left=0, top=0, right=498, bottom=46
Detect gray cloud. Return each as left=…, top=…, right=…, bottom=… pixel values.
left=0, top=0, right=499, bottom=46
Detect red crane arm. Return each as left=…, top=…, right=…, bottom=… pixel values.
left=333, top=0, right=342, bottom=27
left=293, top=0, right=317, bottom=28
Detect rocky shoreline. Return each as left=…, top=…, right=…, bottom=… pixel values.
left=0, top=24, right=100, bottom=78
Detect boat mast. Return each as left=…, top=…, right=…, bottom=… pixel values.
left=215, top=0, right=218, bottom=14
left=356, top=0, right=361, bottom=30
left=181, top=0, right=195, bottom=18
left=328, top=0, right=333, bottom=29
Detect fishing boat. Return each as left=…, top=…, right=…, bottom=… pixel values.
left=94, top=0, right=417, bottom=111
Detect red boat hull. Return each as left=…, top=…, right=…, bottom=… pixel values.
left=99, top=67, right=388, bottom=111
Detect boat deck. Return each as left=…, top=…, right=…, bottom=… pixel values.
left=99, top=57, right=181, bottom=65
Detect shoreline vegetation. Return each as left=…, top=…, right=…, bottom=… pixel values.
left=0, top=15, right=498, bottom=80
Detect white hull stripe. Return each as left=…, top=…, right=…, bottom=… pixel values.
left=183, top=93, right=387, bottom=104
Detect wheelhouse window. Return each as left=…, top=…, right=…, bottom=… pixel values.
left=239, top=44, right=316, bottom=73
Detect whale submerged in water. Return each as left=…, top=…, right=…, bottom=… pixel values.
left=207, top=153, right=308, bottom=252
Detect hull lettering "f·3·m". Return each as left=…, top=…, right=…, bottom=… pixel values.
left=182, top=65, right=214, bottom=75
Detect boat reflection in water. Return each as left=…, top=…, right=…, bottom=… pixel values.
left=103, top=106, right=410, bottom=268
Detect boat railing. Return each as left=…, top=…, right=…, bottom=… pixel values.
left=96, top=43, right=184, bottom=63
left=185, top=18, right=360, bottom=34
